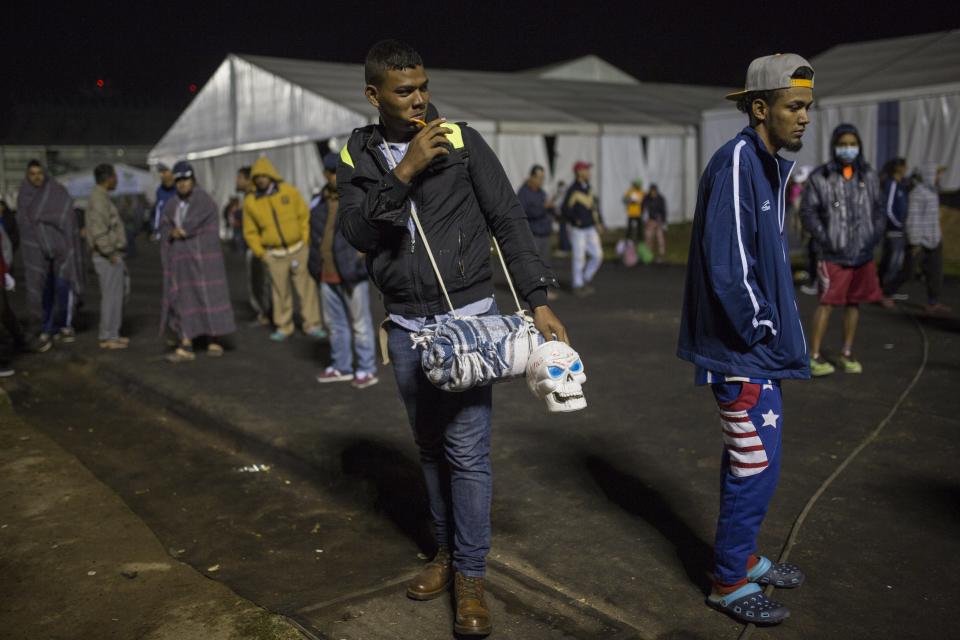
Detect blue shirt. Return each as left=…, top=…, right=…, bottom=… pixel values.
left=380, top=141, right=493, bottom=331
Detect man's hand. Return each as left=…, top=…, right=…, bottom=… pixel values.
left=393, top=118, right=452, bottom=184
left=532, top=305, right=569, bottom=344
left=171, top=227, right=186, bottom=240
left=110, top=254, right=120, bottom=265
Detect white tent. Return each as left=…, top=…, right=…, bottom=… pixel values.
left=59, top=163, right=159, bottom=202
left=150, top=54, right=725, bottom=225
left=701, top=31, right=960, bottom=189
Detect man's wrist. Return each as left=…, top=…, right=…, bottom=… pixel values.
left=527, top=288, right=549, bottom=310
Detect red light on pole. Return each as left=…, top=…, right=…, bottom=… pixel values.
left=96, top=79, right=105, bottom=88
left=188, top=83, right=197, bottom=93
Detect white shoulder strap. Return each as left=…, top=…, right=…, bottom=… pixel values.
left=379, top=142, right=524, bottom=317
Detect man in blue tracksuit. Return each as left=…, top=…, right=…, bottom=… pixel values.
left=677, top=54, right=815, bottom=625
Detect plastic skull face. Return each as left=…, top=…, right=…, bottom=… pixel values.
left=526, top=341, right=587, bottom=412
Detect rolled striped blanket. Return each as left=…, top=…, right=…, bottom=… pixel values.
left=412, top=314, right=544, bottom=392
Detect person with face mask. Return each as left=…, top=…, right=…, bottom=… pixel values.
left=800, top=123, right=884, bottom=376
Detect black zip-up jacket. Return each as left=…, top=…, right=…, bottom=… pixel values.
left=337, top=121, right=556, bottom=317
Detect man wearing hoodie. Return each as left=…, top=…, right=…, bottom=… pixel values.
left=800, top=123, right=884, bottom=376
left=678, top=54, right=813, bottom=626
left=889, top=164, right=950, bottom=314
left=243, top=157, right=324, bottom=341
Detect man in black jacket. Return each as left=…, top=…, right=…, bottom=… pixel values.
left=338, top=40, right=566, bottom=637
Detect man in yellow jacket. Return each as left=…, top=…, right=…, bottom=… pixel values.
left=243, top=157, right=324, bottom=341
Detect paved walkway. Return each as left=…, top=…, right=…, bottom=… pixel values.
left=3, top=240, right=959, bottom=639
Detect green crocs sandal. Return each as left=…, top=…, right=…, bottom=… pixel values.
left=838, top=354, right=863, bottom=373
left=810, top=356, right=835, bottom=377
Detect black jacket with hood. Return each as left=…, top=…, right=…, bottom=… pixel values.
left=800, top=123, right=884, bottom=266
left=336, top=108, right=556, bottom=317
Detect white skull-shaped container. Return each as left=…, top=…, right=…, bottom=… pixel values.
left=525, top=341, right=587, bottom=412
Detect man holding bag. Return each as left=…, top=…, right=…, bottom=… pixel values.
left=338, top=39, right=566, bottom=637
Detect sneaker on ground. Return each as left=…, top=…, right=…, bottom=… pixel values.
left=269, top=331, right=291, bottom=342
left=207, top=343, right=224, bottom=357
left=891, top=293, right=909, bottom=301
left=924, top=302, right=952, bottom=315
left=316, top=367, right=353, bottom=383
left=880, top=296, right=896, bottom=309
left=33, top=334, right=53, bottom=353
left=165, top=347, right=196, bottom=363
left=838, top=354, right=863, bottom=374
left=810, top=356, right=835, bottom=377
left=352, top=372, right=379, bottom=389
left=0, top=366, right=15, bottom=378
left=306, top=326, right=329, bottom=340
left=99, top=339, right=129, bottom=350
left=799, top=284, right=818, bottom=296
left=56, top=328, right=76, bottom=343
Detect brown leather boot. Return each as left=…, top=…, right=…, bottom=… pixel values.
left=454, top=572, right=492, bottom=636
left=406, top=547, right=452, bottom=600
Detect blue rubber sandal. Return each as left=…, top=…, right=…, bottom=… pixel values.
left=748, top=555, right=805, bottom=588
left=706, top=583, right=790, bottom=625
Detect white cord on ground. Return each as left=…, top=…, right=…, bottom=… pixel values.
left=738, top=310, right=929, bottom=640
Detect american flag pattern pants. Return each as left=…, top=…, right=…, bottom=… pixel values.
left=711, top=380, right=783, bottom=585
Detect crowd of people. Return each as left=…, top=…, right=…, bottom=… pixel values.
left=0, top=38, right=953, bottom=638
left=0, top=154, right=380, bottom=388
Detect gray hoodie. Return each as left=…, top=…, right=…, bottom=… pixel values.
left=906, top=163, right=941, bottom=249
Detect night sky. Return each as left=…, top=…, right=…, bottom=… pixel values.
left=7, top=1, right=959, bottom=110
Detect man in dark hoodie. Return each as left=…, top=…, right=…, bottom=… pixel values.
left=800, top=123, right=884, bottom=376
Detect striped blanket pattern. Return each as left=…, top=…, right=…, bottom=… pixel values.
left=413, top=314, right=544, bottom=392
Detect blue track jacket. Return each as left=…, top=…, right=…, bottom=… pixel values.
left=678, top=127, right=810, bottom=380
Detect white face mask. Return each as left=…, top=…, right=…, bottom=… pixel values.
left=834, top=145, right=859, bottom=164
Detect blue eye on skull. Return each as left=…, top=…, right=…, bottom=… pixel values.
left=569, top=360, right=583, bottom=373
left=547, top=366, right=565, bottom=379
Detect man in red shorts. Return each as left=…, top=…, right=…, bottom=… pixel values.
left=800, top=123, right=884, bottom=376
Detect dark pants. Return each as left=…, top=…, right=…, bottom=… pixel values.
left=0, top=285, right=25, bottom=366
left=41, top=267, right=73, bottom=336
left=625, top=217, right=642, bottom=242
left=886, top=243, right=944, bottom=304
left=879, top=233, right=907, bottom=294
left=387, top=312, right=495, bottom=577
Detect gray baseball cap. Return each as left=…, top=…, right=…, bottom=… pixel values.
left=725, top=53, right=814, bottom=101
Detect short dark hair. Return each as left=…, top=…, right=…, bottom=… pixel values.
left=736, top=66, right=815, bottom=121
left=365, top=39, right=423, bottom=86
left=27, top=159, right=42, bottom=170
left=94, top=163, right=115, bottom=184
left=238, top=166, right=251, bottom=179
left=530, top=165, right=545, bottom=177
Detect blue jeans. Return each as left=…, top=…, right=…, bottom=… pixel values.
left=320, top=281, right=376, bottom=375
left=42, top=267, right=74, bottom=335
left=387, top=307, right=496, bottom=577
left=712, top=381, right=783, bottom=585
left=569, top=226, right=603, bottom=289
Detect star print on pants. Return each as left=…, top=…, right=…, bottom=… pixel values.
left=761, top=409, right=780, bottom=428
